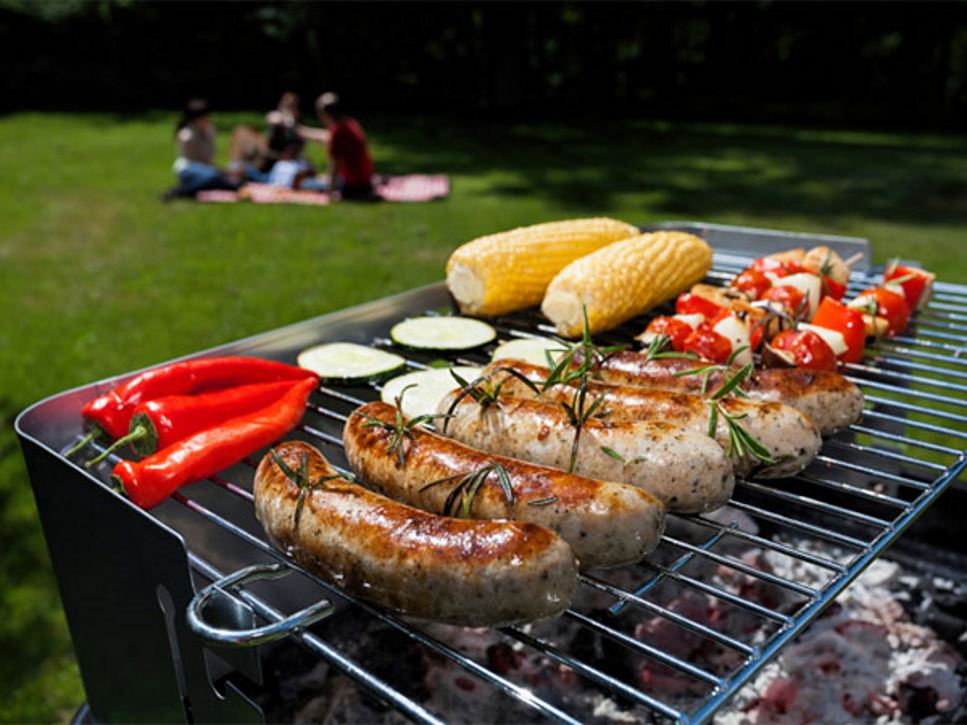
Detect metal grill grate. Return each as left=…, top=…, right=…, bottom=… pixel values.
left=72, top=254, right=967, bottom=724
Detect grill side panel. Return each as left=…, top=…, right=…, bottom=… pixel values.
left=17, top=438, right=262, bottom=723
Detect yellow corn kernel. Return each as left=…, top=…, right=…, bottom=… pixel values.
left=445, top=218, right=639, bottom=316
left=542, top=231, right=712, bottom=336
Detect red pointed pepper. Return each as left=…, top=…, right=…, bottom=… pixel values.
left=86, top=380, right=305, bottom=464
left=69, top=356, right=315, bottom=455
left=113, top=377, right=317, bottom=509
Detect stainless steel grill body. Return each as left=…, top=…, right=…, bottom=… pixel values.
left=16, top=223, right=967, bottom=723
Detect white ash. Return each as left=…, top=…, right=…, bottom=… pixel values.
left=718, top=553, right=964, bottom=724
left=260, top=519, right=963, bottom=724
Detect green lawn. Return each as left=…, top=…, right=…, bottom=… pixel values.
left=1, top=111, right=966, bottom=721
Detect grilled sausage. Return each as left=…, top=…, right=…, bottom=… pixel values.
left=436, top=392, right=734, bottom=514
left=344, top=402, right=665, bottom=569
left=588, top=353, right=864, bottom=436
left=254, top=441, right=578, bottom=626
left=485, top=360, right=821, bottom=479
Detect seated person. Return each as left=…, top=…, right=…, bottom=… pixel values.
left=166, top=99, right=238, bottom=198
left=315, top=92, right=376, bottom=200
left=229, top=92, right=309, bottom=181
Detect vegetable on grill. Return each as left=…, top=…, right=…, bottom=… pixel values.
left=811, top=298, right=866, bottom=363
left=297, top=342, right=406, bottom=383
left=885, top=262, right=935, bottom=311
left=445, top=217, right=638, bottom=317
left=67, top=356, right=317, bottom=457
left=851, top=286, right=910, bottom=337
left=390, top=316, right=496, bottom=350
left=541, top=231, right=713, bottom=337
left=86, top=380, right=302, bottom=464
left=380, top=366, right=483, bottom=419
left=112, top=377, right=317, bottom=508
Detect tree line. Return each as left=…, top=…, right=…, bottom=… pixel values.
left=3, top=1, right=966, bottom=130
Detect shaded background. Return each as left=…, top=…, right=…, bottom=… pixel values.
left=3, top=0, right=967, bottom=130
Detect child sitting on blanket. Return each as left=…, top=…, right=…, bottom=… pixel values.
left=263, top=129, right=327, bottom=192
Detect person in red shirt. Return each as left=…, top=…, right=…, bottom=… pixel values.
left=314, top=92, right=375, bottom=200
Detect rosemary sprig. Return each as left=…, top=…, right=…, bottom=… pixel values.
left=419, top=462, right=513, bottom=518
left=540, top=306, right=626, bottom=391
left=363, top=384, right=450, bottom=466
left=560, top=380, right=609, bottom=473
left=528, top=496, right=558, bottom=507
left=441, top=366, right=542, bottom=432
left=713, top=403, right=775, bottom=463
left=641, top=333, right=700, bottom=362
left=599, top=446, right=647, bottom=465
left=271, top=449, right=351, bottom=530
left=819, top=248, right=835, bottom=278
left=669, top=351, right=775, bottom=465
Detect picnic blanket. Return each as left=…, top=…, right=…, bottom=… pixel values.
left=196, top=174, right=449, bottom=205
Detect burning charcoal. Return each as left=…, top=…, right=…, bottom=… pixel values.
left=634, top=592, right=711, bottom=660
left=486, top=643, right=523, bottom=675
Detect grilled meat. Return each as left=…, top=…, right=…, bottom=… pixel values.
left=254, top=441, right=578, bottom=626
left=343, top=401, right=665, bottom=569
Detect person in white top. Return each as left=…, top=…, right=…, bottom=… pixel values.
left=164, top=99, right=238, bottom=200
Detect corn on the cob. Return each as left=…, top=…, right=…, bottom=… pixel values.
left=542, top=231, right=712, bottom=336
left=445, top=218, right=639, bottom=316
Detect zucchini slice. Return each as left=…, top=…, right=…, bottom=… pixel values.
left=491, top=337, right=564, bottom=367
left=390, top=316, right=496, bottom=351
left=381, top=366, right=483, bottom=420
left=298, top=343, right=406, bottom=383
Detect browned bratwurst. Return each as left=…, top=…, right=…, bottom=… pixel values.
left=587, top=352, right=864, bottom=436
left=253, top=441, right=578, bottom=626
left=483, top=359, right=821, bottom=479
left=437, top=391, right=734, bottom=514
left=343, top=401, right=665, bottom=569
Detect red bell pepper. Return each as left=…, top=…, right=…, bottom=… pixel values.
left=676, top=292, right=725, bottom=319
left=811, top=298, right=866, bottom=363
left=113, top=377, right=317, bottom=509
left=821, top=277, right=847, bottom=301
left=86, top=380, right=303, bottom=464
left=69, top=356, right=315, bottom=456
left=885, top=263, right=935, bottom=311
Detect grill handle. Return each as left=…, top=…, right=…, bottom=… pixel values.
left=187, top=562, right=334, bottom=648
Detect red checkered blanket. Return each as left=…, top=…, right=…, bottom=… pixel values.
left=196, top=174, right=449, bottom=205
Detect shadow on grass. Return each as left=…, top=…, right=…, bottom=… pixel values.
left=369, top=116, right=967, bottom=226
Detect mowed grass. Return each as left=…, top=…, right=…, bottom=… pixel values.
left=1, top=111, right=966, bottom=721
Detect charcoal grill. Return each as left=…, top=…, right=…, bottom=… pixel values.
left=16, top=222, right=967, bottom=723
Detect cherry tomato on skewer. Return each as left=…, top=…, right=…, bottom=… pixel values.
left=769, top=330, right=837, bottom=372
left=732, top=268, right=772, bottom=300
left=682, top=325, right=732, bottom=364
left=644, top=316, right=694, bottom=351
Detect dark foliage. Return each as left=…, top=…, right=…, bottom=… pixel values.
left=3, top=1, right=967, bottom=130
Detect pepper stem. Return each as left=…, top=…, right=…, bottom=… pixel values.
left=85, top=425, right=149, bottom=468
left=65, top=428, right=100, bottom=458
